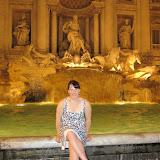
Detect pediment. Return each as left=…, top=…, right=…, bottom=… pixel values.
left=151, top=19, right=160, bottom=24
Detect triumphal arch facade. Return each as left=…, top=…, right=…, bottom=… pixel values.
left=0, top=0, right=159, bottom=61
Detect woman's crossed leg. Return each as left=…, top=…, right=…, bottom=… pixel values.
left=66, top=131, right=88, bottom=160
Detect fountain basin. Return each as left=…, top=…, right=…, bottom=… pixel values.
left=1, top=133, right=160, bottom=149
left=0, top=103, right=160, bottom=159
left=0, top=133, right=160, bottom=159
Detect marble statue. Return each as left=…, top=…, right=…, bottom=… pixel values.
left=92, top=48, right=141, bottom=72
left=13, top=15, right=30, bottom=46
left=104, top=47, right=121, bottom=71
left=81, top=51, right=92, bottom=63
left=62, top=51, right=74, bottom=63
left=62, top=15, right=86, bottom=56
left=62, top=51, right=92, bottom=68
left=21, top=44, right=36, bottom=66
left=92, top=48, right=121, bottom=71
left=119, top=50, right=141, bottom=72
left=73, top=54, right=81, bottom=64
left=126, top=66, right=159, bottom=80
left=59, top=39, right=70, bottom=58
left=119, top=19, right=134, bottom=49
left=20, top=44, right=56, bottom=67
left=32, top=48, right=57, bottom=67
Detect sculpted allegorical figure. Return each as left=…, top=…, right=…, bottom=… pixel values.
left=13, top=15, right=30, bottom=46
left=20, top=45, right=57, bottom=67
left=91, top=48, right=121, bottom=71
left=119, top=50, right=141, bottom=72
left=62, top=15, right=86, bottom=56
left=119, top=19, right=134, bottom=49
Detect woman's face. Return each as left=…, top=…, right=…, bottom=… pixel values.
left=68, top=84, right=80, bottom=99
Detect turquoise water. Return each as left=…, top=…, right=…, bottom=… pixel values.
left=0, top=103, right=160, bottom=137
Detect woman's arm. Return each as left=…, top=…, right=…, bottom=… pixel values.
left=85, top=100, right=92, bottom=141
left=55, top=99, right=65, bottom=143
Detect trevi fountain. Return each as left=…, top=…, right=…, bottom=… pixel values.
left=1, top=1, right=160, bottom=159
left=0, top=0, right=160, bottom=104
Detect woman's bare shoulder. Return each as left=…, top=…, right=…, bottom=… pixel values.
left=85, top=99, right=91, bottom=107
left=57, top=98, right=66, bottom=108
left=80, top=97, right=90, bottom=105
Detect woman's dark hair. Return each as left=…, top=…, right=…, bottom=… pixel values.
left=68, top=80, right=80, bottom=90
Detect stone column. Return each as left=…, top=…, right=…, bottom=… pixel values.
left=100, top=8, right=105, bottom=55
left=32, top=0, right=37, bottom=47
left=85, top=16, right=90, bottom=45
left=136, top=1, right=141, bottom=51
left=51, top=9, right=57, bottom=55
left=139, top=0, right=150, bottom=53
left=94, top=12, right=99, bottom=56
left=46, top=7, right=50, bottom=52
left=58, top=15, right=63, bottom=47
left=36, top=0, right=47, bottom=53
left=104, top=0, right=114, bottom=52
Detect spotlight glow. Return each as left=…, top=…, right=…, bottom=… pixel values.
left=17, top=104, right=24, bottom=106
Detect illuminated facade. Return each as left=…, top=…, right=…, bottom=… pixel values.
left=0, top=0, right=159, bottom=64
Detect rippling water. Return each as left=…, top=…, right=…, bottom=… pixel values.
left=0, top=103, right=160, bottom=137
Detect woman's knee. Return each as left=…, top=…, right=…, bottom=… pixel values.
left=66, top=131, right=77, bottom=139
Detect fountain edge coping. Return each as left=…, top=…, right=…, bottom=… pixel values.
left=0, top=132, right=160, bottom=150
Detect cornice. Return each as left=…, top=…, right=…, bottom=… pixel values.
left=150, top=4, right=160, bottom=13
left=9, top=0, right=33, bottom=5
left=116, top=0, right=135, bottom=5
left=115, top=3, right=136, bottom=12
left=47, top=0, right=59, bottom=6
left=150, top=11, right=160, bottom=17
left=91, top=1, right=105, bottom=9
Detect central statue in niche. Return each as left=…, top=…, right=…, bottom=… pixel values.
left=62, top=15, right=86, bottom=56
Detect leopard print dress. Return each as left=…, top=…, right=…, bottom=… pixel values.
left=60, top=98, right=87, bottom=150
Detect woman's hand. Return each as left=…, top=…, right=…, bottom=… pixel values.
left=86, top=134, right=92, bottom=142
left=55, top=135, right=61, bottom=143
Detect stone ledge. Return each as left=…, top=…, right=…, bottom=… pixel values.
left=0, top=132, right=160, bottom=150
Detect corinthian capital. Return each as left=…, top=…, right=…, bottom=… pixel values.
left=91, top=1, right=105, bottom=14
left=93, top=8, right=102, bottom=14
left=48, top=5, right=59, bottom=13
